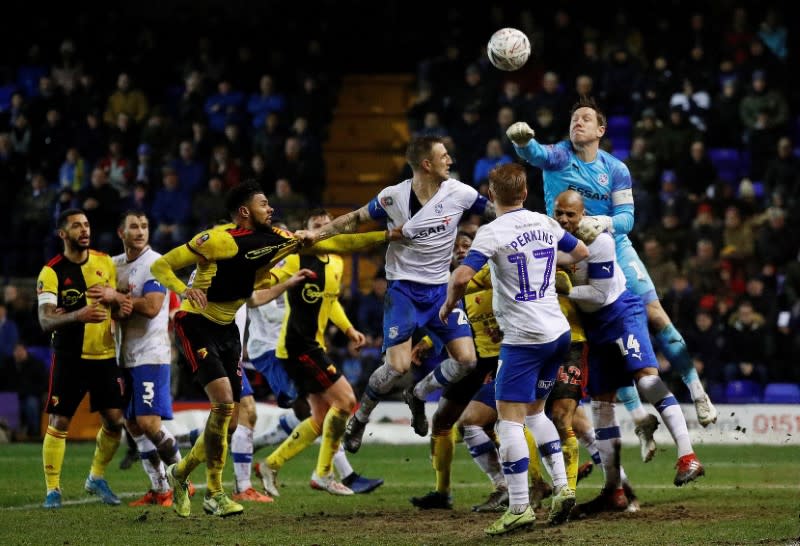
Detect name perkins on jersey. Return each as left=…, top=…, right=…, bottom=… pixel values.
left=506, top=229, right=554, bottom=251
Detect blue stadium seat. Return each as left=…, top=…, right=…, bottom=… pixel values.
left=26, top=346, right=53, bottom=369
left=708, top=382, right=726, bottom=404
left=708, top=148, right=742, bottom=183
left=609, top=137, right=631, bottom=154
left=725, top=380, right=762, bottom=403
left=0, top=392, right=20, bottom=431
left=606, top=115, right=632, bottom=138
left=614, top=148, right=630, bottom=161
left=762, top=383, right=800, bottom=404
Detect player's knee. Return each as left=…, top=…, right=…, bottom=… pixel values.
left=432, top=410, right=456, bottom=433
left=458, top=358, right=477, bottom=372
left=49, top=414, right=70, bottom=432
left=136, top=416, right=161, bottom=437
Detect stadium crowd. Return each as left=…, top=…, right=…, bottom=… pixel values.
left=1, top=3, right=799, bottom=444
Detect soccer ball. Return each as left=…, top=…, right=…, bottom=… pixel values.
left=487, top=28, right=531, bottom=71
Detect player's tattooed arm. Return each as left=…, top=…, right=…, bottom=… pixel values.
left=295, top=205, right=372, bottom=246
left=38, top=302, right=108, bottom=332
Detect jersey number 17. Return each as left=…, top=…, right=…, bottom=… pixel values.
left=508, top=248, right=555, bottom=302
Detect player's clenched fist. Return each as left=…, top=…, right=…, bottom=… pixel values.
left=574, top=215, right=613, bottom=245
left=506, top=121, right=535, bottom=147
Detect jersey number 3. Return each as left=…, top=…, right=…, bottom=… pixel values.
left=508, top=249, right=555, bottom=302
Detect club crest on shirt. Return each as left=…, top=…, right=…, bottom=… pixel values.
left=597, top=173, right=609, bottom=186
left=388, top=326, right=399, bottom=339
left=197, top=348, right=208, bottom=359
left=380, top=196, right=394, bottom=207
left=434, top=202, right=444, bottom=215
left=195, top=233, right=210, bottom=246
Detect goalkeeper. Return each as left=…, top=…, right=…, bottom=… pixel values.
left=506, top=96, right=717, bottom=446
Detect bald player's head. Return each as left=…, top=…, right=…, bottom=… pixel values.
left=554, top=190, right=585, bottom=234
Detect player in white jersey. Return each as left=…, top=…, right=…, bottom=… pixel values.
left=113, top=211, right=181, bottom=506
left=439, top=164, right=589, bottom=535
left=507, top=96, right=717, bottom=438
left=296, top=136, right=490, bottom=447
left=553, top=190, right=704, bottom=515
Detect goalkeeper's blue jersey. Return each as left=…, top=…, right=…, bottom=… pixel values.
left=514, top=140, right=635, bottom=251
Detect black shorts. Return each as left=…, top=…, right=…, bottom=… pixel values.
left=548, top=341, right=588, bottom=404
left=45, top=355, right=125, bottom=417
left=280, top=346, right=342, bottom=396
left=442, top=355, right=498, bottom=405
left=173, top=311, right=243, bottom=402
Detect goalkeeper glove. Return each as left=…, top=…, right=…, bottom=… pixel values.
left=506, top=122, right=535, bottom=147
left=555, top=270, right=573, bottom=295
left=575, top=215, right=613, bottom=244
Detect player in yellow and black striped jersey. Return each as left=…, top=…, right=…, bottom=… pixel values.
left=36, top=208, right=134, bottom=509
left=260, top=209, right=373, bottom=495
left=149, top=182, right=391, bottom=516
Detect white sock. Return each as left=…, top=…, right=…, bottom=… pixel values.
left=637, top=375, right=693, bottom=457
left=462, top=425, right=505, bottom=489
left=332, top=445, right=354, bottom=479
left=591, top=401, right=622, bottom=490
left=687, top=380, right=706, bottom=401
left=134, top=434, right=166, bottom=492
left=254, top=413, right=300, bottom=449
left=497, top=420, right=529, bottom=507
left=576, top=425, right=603, bottom=466
left=231, top=425, right=253, bottom=492
left=524, top=412, right=567, bottom=490
left=413, top=358, right=476, bottom=399
left=160, top=425, right=181, bottom=463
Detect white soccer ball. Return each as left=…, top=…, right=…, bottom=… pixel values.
left=487, top=28, right=531, bottom=71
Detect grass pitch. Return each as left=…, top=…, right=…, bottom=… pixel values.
left=0, top=442, right=797, bottom=545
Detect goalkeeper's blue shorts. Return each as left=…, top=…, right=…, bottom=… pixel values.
left=617, top=244, right=658, bottom=305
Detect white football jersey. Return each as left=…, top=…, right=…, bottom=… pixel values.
left=466, top=209, right=569, bottom=345
left=235, top=304, right=246, bottom=362
left=113, top=247, right=171, bottom=367
left=569, top=232, right=628, bottom=313
left=246, top=297, right=285, bottom=359
left=368, top=178, right=485, bottom=285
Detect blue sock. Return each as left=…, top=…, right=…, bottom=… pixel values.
left=617, top=385, right=643, bottom=413
left=654, top=323, right=699, bottom=385
left=188, top=427, right=200, bottom=447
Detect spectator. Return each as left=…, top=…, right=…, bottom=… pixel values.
left=51, top=39, right=82, bottom=96
left=641, top=237, right=680, bottom=299
left=647, top=206, right=691, bottom=265
left=133, top=143, right=158, bottom=186
left=57, top=147, right=86, bottom=192
left=526, top=71, right=568, bottom=134
left=290, top=74, right=332, bottom=132
left=104, top=72, right=149, bottom=126
left=708, top=76, right=743, bottom=148
left=738, top=70, right=789, bottom=179
left=763, top=137, right=800, bottom=210
left=406, top=82, right=442, bottom=134
left=600, top=46, right=641, bottom=115
left=3, top=285, right=46, bottom=347
left=0, top=343, right=48, bottom=438
left=176, top=70, right=206, bottom=131
left=684, top=309, right=726, bottom=387
left=139, top=108, right=174, bottom=162
left=721, top=204, right=756, bottom=262
left=68, top=73, right=104, bottom=123
left=34, top=109, right=69, bottom=181
left=661, top=273, right=699, bottom=333
left=447, top=63, right=495, bottom=124
left=755, top=207, right=797, bottom=271
left=356, top=272, right=387, bottom=344
left=414, top=111, right=448, bottom=139
left=530, top=106, right=562, bottom=145
left=683, top=238, right=722, bottom=297
left=96, top=138, right=132, bottom=197
left=449, top=105, right=490, bottom=184
left=659, top=106, right=701, bottom=169
left=204, top=79, right=245, bottom=134
left=12, top=172, right=56, bottom=275
left=10, top=112, right=32, bottom=158
left=0, top=303, right=19, bottom=360
left=191, top=175, right=227, bottom=231
left=221, top=122, right=248, bottom=165
left=473, top=138, right=512, bottom=191
left=722, top=300, right=769, bottom=386
left=247, top=74, right=286, bottom=130
left=120, top=181, right=152, bottom=219
left=77, top=167, right=121, bottom=253
left=208, top=143, right=241, bottom=190
left=74, top=110, right=106, bottom=166
left=268, top=178, right=307, bottom=230
left=689, top=203, right=724, bottom=254
left=27, top=76, right=64, bottom=128
left=252, top=111, right=286, bottom=166
left=632, top=108, right=666, bottom=165
left=274, top=135, right=325, bottom=205
left=676, top=139, right=718, bottom=204
left=190, top=119, right=213, bottom=165
left=150, top=167, right=191, bottom=252
left=169, top=140, right=206, bottom=197
left=246, top=153, right=277, bottom=197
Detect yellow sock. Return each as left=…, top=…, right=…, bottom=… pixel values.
left=43, top=426, right=67, bottom=490
left=175, top=431, right=206, bottom=481
left=89, top=426, right=121, bottom=479
left=432, top=429, right=454, bottom=494
left=315, top=407, right=349, bottom=477
left=451, top=422, right=463, bottom=443
left=205, top=402, right=234, bottom=496
left=563, top=427, right=579, bottom=490
left=266, top=417, right=321, bottom=470
left=524, top=426, right=544, bottom=483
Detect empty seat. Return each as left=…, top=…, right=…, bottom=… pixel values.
left=0, top=392, right=20, bottom=431
left=708, top=382, right=727, bottom=404
left=609, top=137, right=631, bottom=153
left=725, top=380, right=762, bottom=403
left=762, top=383, right=800, bottom=404
left=606, top=115, right=632, bottom=138
left=26, top=346, right=53, bottom=368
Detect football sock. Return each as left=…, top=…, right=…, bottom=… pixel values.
left=413, top=358, right=476, bottom=399
left=315, top=407, right=349, bottom=477
left=562, top=427, right=579, bottom=490
left=654, top=324, right=704, bottom=400
left=153, top=426, right=180, bottom=466
left=497, top=420, right=529, bottom=507
left=231, top=424, right=254, bottom=492
left=332, top=445, right=353, bottom=479
left=267, top=417, right=320, bottom=470
left=431, top=428, right=454, bottom=494
left=525, top=413, right=567, bottom=490
left=592, top=400, right=622, bottom=490
left=204, top=402, right=234, bottom=496
left=89, top=425, right=121, bottom=479
left=133, top=433, right=164, bottom=491
left=43, top=426, right=67, bottom=491
left=524, top=426, right=545, bottom=482
left=175, top=431, right=206, bottom=481
left=254, top=413, right=299, bottom=449
left=577, top=426, right=603, bottom=466
left=357, top=361, right=404, bottom=422
left=637, top=375, right=693, bottom=457
left=463, top=425, right=505, bottom=489
left=617, top=385, right=649, bottom=422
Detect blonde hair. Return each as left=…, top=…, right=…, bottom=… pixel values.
left=488, top=163, right=527, bottom=205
